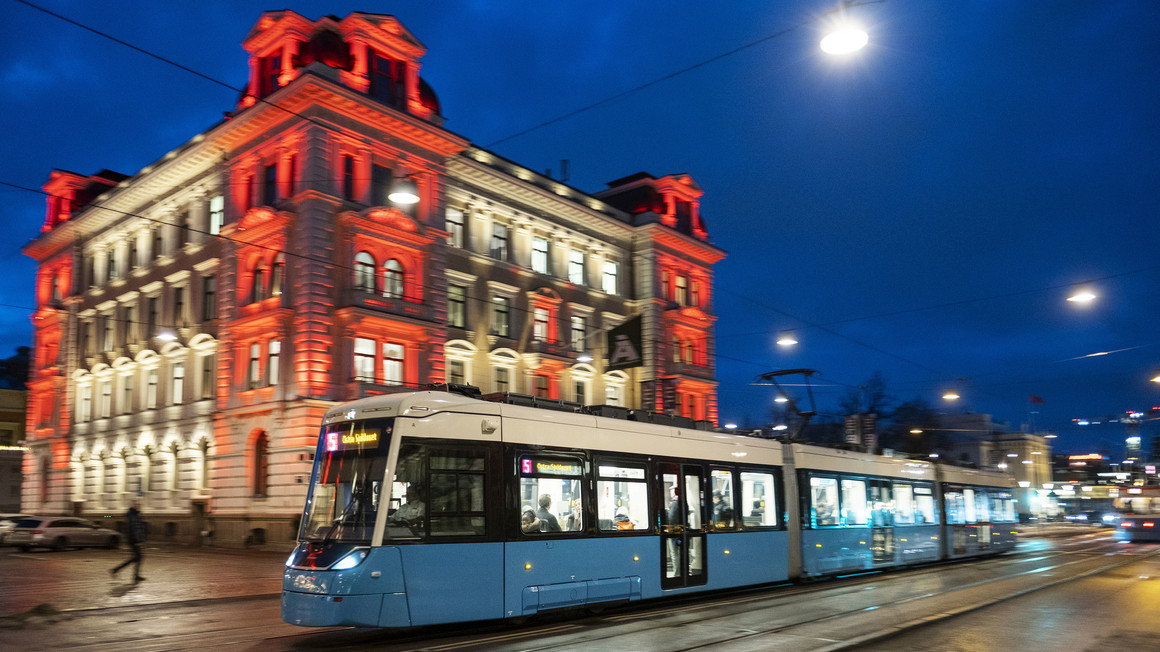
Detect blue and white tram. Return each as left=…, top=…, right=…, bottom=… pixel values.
left=281, top=389, right=1016, bottom=628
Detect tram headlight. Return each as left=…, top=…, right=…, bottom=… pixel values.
left=332, top=549, right=368, bottom=570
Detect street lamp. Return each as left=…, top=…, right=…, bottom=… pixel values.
left=942, top=391, right=960, bottom=401
left=1066, top=288, right=1096, bottom=304
left=776, top=332, right=798, bottom=347
left=388, top=175, right=420, bottom=205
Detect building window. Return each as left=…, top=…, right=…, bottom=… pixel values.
left=268, top=340, right=280, bottom=387
left=383, top=259, right=404, bottom=298
left=354, top=338, right=375, bottom=381
left=209, top=194, right=224, bottom=235
left=448, top=285, right=466, bottom=328
left=262, top=163, right=278, bottom=206
left=354, top=251, right=376, bottom=292
left=495, top=367, right=510, bottom=393
left=99, top=379, right=111, bottom=418
left=569, top=249, right=585, bottom=285
left=342, top=155, right=355, bottom=200
left=531, top=236, right=549, bottom=274
left=102, top=315, right=114, bottom=351
left=248, top=343, right=262, bottom=389
left=446, top=208, right=464, bottom=248
left=146, top=369, right=158, bottom=409
left=370, top=53, right=403, bottom=107
left=571, top=316, right=586, bottom=351
left=675, top=275, right=688, bottom=305
left=382, top=342, right=404, bottom=385
left=533, top=307, right=549, bottom=342
left=107, top=248, right=118, bottom=281
left=490, top=223, right=509, bottom=261
left=534, top=375, right=549, bottom=398
left=690, top=280, right=700, bottom=307
left=174, top=286, right=186, bottom=326
left=602, top=261, right=619, bottom=295
left=201, top=354, right=215, bottom=399
left=271, top=253, right=285, bottom=297
left=372, top=164, right=392, bottom=206
left=154, top=229, right=165, bottom=260
left=574, top=380, right=587, bottom=405
left=606, top=384, right=621, bottom=406
left=123, top=306, right=136, bottom=345
left=172, top=362, right=185, bottom=405
left=147, top=297, right=158, bottom=339
left=448, top=359, right=465, bottom=385
left=202, top=275, right=217, bottom=320
left=79, top=385, right=92, bottom=422
left=253, top=431, right=269, bottom=497
left=492, top=296, right=510, bottom=337
left=122, top=374, right=133, bottom=414
left=251, top=262, right=267, bottom=303
left=129, top=239, right=138, bottom=270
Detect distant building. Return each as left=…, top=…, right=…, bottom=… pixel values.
left=938, top=414, right=1053, bottom=517
left=22, top=11, right=723, bottom=545
left=0, top=389, right=27, bottom=512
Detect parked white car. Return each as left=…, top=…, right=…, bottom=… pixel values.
left=7, top=516, right=121, bottom=552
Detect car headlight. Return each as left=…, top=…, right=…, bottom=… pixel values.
left=332, top=549, right=367, bottom=570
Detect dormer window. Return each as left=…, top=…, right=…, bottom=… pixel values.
left=370, top=53, right=404, bottom=108
left=258, top=50, right=282, bottom=97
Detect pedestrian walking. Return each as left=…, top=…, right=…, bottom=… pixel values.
left=110, top=500, right=146, bottom=582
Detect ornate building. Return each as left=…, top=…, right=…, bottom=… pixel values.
left=22, top=11, right=724, bottom=546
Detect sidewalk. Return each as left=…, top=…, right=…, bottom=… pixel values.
left=0, top=542, right=289, bottom=622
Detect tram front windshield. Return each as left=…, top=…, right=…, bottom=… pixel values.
left=299, top=419, right=392, bottom=544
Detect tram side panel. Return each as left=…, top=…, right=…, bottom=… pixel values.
left=790, top=443, right=942, bottom=578
left=500, top=410, right=791, bottom=615
left=936, top=464, right=1019, bottom=560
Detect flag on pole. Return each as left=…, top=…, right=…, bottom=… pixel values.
left=1029, top=395, right=1045, bottom=405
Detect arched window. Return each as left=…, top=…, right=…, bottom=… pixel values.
left=251, top=261, right=267, bottom=303
left=253, top=430, right=269, bottom=497
left=354, top=252, right=376, bottom=292
left=383, top=259, right=404, bottom=298
left=270, top=253, right=285, bottom=297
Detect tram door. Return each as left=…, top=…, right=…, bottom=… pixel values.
left=658, top=463, right=708, bottom=590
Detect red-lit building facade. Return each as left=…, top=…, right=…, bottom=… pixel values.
left=22, top=11, right=724, bottom=545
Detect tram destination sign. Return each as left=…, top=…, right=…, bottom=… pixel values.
left=326, top=426, right=386, bottom=452
left=521, top=457, right=584, bottom=476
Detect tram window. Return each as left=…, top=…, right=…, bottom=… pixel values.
left=842, top=478, right=869, bottom=526
left=741, top=471, right=777, bottom=527
left=684, top=473, right=703, bottom=530
left=597, top=463, right=648, bottom=532
left=870, top=479, right=893, bottom=526
left=710, top=469, right=735, bottom=530
left=894, top=483, right=915, bottom=525
left=428, top=448, right=486, bottom=537
left=810, top=476, right=839, bottom=527
left=519, top=455, right=584, bottom=534
left=963, top=488, right=977, bottom=523
left=385, top=445, right=426, bottom=541
left=944, top=489, right=965, bottom=525
left=914, top=485, right=936, bottom=524
left=991, top=491, right=1015, bottom=523
left=303, top=420, right=389, bottom=544
left=975, top=489, right=991, bottom=523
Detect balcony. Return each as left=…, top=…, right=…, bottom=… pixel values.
left=342, top=289, right=432, bottom=321
left=668, top=360, right=715, bottom=381
left=529, top=338, right=573, bottom=359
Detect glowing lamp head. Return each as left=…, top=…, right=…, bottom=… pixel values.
left=1067, top=290, right=1096, bottom=303
left=388, top=177, right=420, bottom=205
left=821, top=26, right=869, bottom=55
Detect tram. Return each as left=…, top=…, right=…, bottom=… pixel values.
left=281, top=388, right=1018, bottom=628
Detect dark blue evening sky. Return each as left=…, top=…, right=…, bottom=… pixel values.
left=3, top=1, right=1159, bottom=455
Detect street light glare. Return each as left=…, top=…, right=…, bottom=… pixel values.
left=1067, top=290, right=1096, bottom=303
left=942, top=392, right=960, bottom=400
left=776, top=333, right=798, bottom=346
left=820, top=27, right=869, bottom=55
